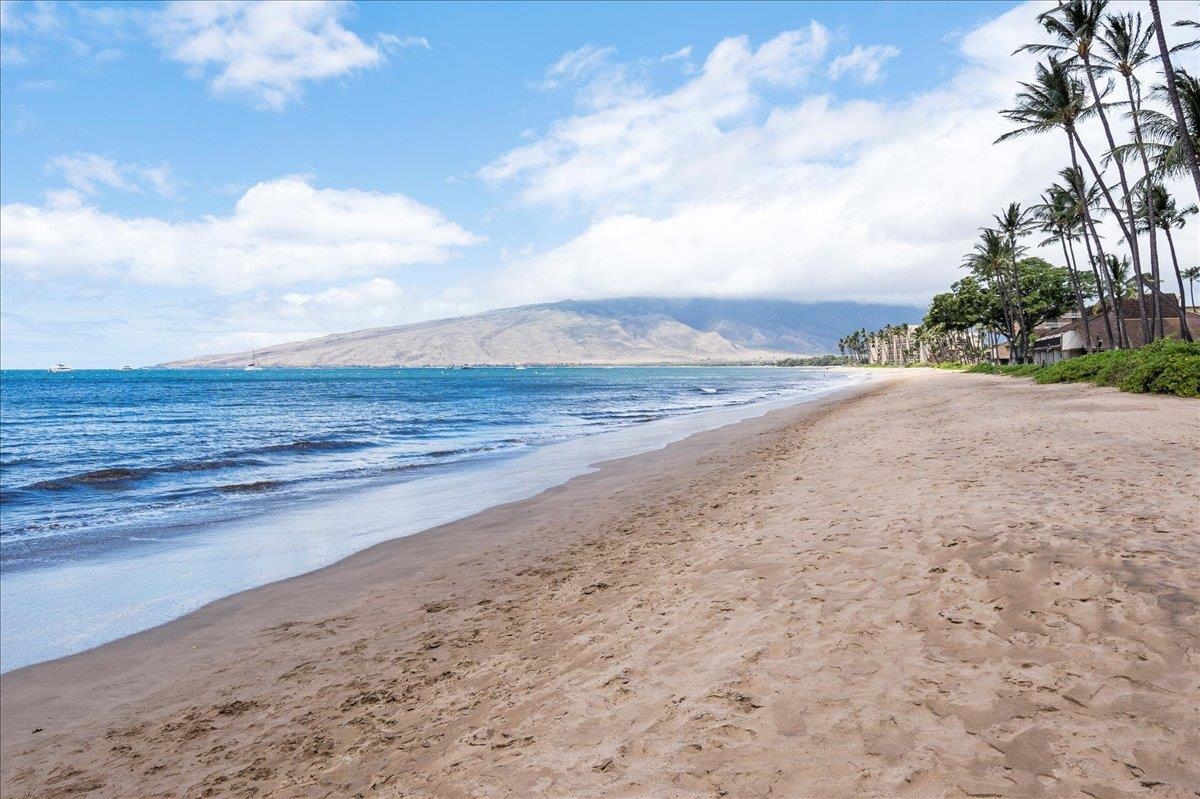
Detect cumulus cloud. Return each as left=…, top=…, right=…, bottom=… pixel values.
left=0, top=177, right=484, bottom=293
left=481, top=24, right=833, bottom=210
left=827, top=44, right=900, bottom=85
left=46, top=152, right=179, bottom=198
left=481, top=2, right=1197, bottom=307
left=150, top=0, right=406, bottom=110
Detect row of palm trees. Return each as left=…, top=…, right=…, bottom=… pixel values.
left=837, top=325, right=986, bottom=366
left=989, top=0, right=1198, bottom=358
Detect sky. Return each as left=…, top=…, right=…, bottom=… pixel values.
left=0, top=0, right=1196, bottom=368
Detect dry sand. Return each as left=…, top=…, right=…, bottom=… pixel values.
left=2, top=370, right=1198, bottom=798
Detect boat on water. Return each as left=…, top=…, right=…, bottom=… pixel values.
left=244, top=350, right=263, bottom=372
left=48, top=363, right=73, bottom=373
left=119, top=365, right=134, bottom=371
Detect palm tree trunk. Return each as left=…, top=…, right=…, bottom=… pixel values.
left=1081, top=51, right=1151, bottom=339
left=1149, top=0, right=1200, bottom=199
left=1163, top=225, right=1194, bottom=341
left=1147, top=225, right=1166, bottom=339
left=1007, top=231, right=1031, bottom=363
left=992, top=272, right=1018, bottom=361
left=1125, top=73, right=1165, bottom=340
left=1070, top=128, right=1150, bottom=342
left=1067, top=131, right=1118, bottom=347
left=1080, top=196, right=1125, bottom=348
left=1059, top=233, right=1092, bottom=353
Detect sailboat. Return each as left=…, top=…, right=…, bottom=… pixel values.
left=244, top=350, right=263, bottom=372
left=48, top=363, right=73, bottom=373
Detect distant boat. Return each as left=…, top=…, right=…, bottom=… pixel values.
left=119, top=365, right=134, bottom=371
left=48, top=363, right=73, bottom=373
left=244, top=350, right=263, bottom=372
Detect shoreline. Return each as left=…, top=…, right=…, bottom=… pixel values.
left=3, top=370, right=1196, bottom=797
left=1, top=369, right=866, bottom=673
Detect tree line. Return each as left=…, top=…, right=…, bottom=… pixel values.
left=845, top=1, right=1198, bottom=367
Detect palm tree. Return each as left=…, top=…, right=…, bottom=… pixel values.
left=964, top=229, right=1021, bottom=359
left=1033, top=184, right=1094, bottom=350
left=1023, top=0, right=1150, bottom=327
left=1183, top=266, right=1200, bottom=310
left=1149, top=0, right=1200, bottom=197
left=1135, top=70, right=1200, bottom=186
left=997, top=57, right=1139, bottom=346
left=1105, top=253, right=1137, bottom=299
left=993, top=203, right=1035, bottom=361
left=1095, top=11, right=1161, bottom=338
left=1136, top=183, right=1197, bottom=340
left=1060, top=166, right=1124, bottom=346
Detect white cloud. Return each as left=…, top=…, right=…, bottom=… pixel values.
left=0, top=1, right=134, bottom=66
left=377, top=32, right=430, bottom=51
left=1, top=177, right=484, bottom=293
left=151, top=0, right=392, bottom=110
left=0, top=0, right=61, bottom=35
left=46, top=152, right=179, bottom=198
left=538, top=44, right=617, bottom=90
left=47, top=152, right=136, bottom=194
left=828, top=44, right=900, bottom=85
left=200, top=279, right=485, bottom=350
left=481, top=2, right=1198, bottom=308
left=481, top=25, right=832, bottom=211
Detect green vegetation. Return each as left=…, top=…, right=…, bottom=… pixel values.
left=966, top=363, right=1043, bottom=377
left=775, top=355, right=849, bottom=367
left=966, top=340, right=1200, bottom=397
left=857, top=4, right=1199, bottom=376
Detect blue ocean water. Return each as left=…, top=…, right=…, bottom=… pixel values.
left=0, top=367, right=842, bottom=575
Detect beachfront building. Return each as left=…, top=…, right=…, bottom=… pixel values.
left=1032, top=292, right=1199, bottom=366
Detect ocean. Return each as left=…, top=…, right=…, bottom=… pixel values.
left=0, top=366, right=858, bottom=670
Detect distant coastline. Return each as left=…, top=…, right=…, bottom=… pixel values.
left=160, top=298, right=922, bottom=368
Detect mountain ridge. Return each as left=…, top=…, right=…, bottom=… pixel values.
left=162, top=298, right=923, bottom=367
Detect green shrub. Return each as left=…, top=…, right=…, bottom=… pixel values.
left=1028, top=339, right=1200, bottom=397
left=1118, top=344, right=1200, bottom=397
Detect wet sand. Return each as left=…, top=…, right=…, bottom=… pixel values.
left=2, top=370, right=1197, bottom=798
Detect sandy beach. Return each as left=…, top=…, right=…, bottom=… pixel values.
left=2, top=370, right=1197, bottom=798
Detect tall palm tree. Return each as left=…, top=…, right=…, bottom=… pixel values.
left=1033, top=184, right=1094, bottom=350
left=1149, top=0, right=1200, bottom=197
left=1060, top=166, right=1124, bottom=346
left=1136, top=183, right=1197, bottom=340
left=997, top=57, right=1141, bottom=345
left=1023, top=0, right=1149, bottom=328
left=963, top=229, right=1021, bottom=359
left=993, top=203, right=1034, bottom=361
left=1095, top=11, right=1160, bottom=337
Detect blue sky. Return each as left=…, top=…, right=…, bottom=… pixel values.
left=1, top=0, right=1194, bottom=367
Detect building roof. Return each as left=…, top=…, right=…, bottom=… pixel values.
left=1038, top=292, right=1199, bottom=349
left=1032, top=334, right=1062, bottom=351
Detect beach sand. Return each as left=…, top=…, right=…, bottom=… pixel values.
left=2, top=370, right=1197, bottom=798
